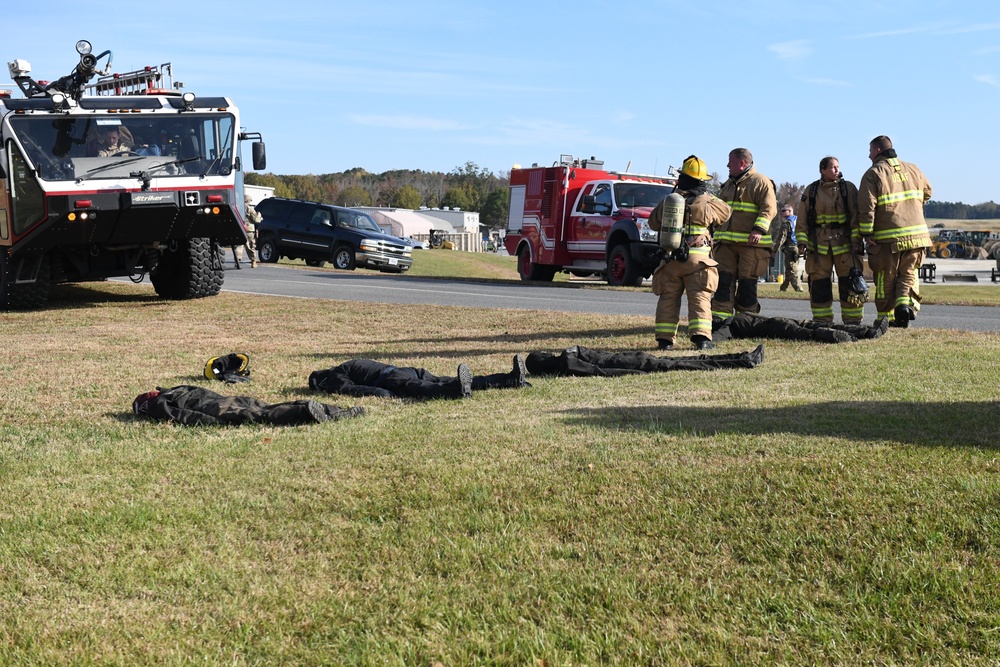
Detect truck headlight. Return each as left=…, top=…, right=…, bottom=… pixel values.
left=636, top=218, right=657, bottom=242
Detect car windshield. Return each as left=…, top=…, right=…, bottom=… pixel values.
left=614, top=183, right=673, bottom=208
left=9, top=113, right=236, bottom=181
left=336, top=210, right=382, bottom=233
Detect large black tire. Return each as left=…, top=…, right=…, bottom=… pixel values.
left=150, top=238, right=224, bottom=300
left=607, top=243, right=643, bottom=287
left=257, top=237, right=280, bottom=263
left=517, top=246, right=556, bottom=282
left=333, top=245, right=356, bottom=271
left=0, top=251, right=50, bottom=311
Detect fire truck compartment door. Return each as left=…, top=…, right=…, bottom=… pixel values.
left=507, top=185, right=525, bottom=232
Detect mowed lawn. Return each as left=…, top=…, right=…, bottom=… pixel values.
left=1, top=268, right=999, bottom=665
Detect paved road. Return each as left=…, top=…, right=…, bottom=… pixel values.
left=207, top=262, right=1000, bottom=333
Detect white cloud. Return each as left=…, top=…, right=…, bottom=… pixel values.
left=973, top=74, right=999, bottom=87
left=348, top=115, right=472, bottom=131
left=768, top=40, right=812, bottom=61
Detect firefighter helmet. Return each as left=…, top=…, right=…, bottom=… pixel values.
left=681, top=155, right=709, bottom=181
left=204, top=352, right=252, bottom=383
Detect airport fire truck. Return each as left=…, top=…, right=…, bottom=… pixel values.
left=504, top=155, right=677, bottom=286
left=0, top=40, right=265, bottom=310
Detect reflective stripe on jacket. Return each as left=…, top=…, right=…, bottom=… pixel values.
left=717, top=167, right=777, bottom=246
left=858, top=155, right=932, bottom=248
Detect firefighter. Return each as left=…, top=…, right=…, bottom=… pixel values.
left=796, top=156, right=864, bottom=323
left=94, top=125, right=135, bottom=157
left=648, top=155, right=732, bottom=350
left=857, top=136, right=933, bottom=327
left=711, top=148, right=777, bottom=321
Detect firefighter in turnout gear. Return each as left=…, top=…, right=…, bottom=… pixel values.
left=796, top=156, right=865, bottom=323
left=711, top=148, right=777, bottom=321
left=648, top=156, right=732, bottom=350
left=858, top=136, right=932, bottom=327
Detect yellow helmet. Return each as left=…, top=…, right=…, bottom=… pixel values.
left=681, top=155, right=709, bottom=181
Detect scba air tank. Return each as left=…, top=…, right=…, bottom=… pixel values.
left=657, top=192, right=685, bottom=252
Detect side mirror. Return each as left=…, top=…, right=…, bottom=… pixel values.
left=581, top=195, right=596, bottom=214
left=252, top=142, right=266, bottom=170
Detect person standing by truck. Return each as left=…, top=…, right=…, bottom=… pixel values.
left=858, top=136, right=932, bottom=327
left=711, top=148, right=777, bottom=322
left=796, top=156, right=864, bottom=323
left=648, top=156, right=732, bottom=350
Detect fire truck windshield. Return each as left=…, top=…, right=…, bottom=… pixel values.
left=614, top=182, right=673, bottom=208
left=9, top=113, right=236, bottom=182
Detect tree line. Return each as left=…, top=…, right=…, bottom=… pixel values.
left=248, top=165, right=991, bottom=231
left=246, top=162, right=512, bottom=230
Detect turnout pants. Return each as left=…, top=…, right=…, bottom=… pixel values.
left=711, top=243, right=771, bottom=319
left=651, top=257, right=718, bottom=343
left=805, top=247, right=865, bottom=324
left=867, top=245, right=923, bottom=322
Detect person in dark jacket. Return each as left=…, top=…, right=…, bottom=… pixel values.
left=309, top=355, right=530, bottom=399
left=525, top=344, right=765, bottom=377
left=132, top=385, right=364, bottom=426
left=713, top=313, right=888, bottom=343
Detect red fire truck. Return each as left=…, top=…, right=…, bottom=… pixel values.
left=504, top=155, right=677, bottom=286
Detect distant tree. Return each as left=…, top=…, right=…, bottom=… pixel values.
left=245, top=172, right=295, bottom=199
left=480, top=189, right=509, bottom=230
left=440, top=187, right=472, bottom=211
left=775, top=182, right=805, bottom=210
left=393, top=185, right=423, bottom=209
left=336, top=186, right=372, bottom=207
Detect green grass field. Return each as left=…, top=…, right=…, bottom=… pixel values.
left=2, top=254, right=999, bottom=665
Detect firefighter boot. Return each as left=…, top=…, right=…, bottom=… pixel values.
left=509, top=354, right=531, bottom=388
left=657, top=339, right=674, bottom=351
left=691, top=335, right=716, bottom=351
left=893, top=304, right=915, bottom=328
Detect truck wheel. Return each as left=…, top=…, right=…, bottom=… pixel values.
left=607, top=243, right=643, bottom=287
left=150, top=238, right=224, bottom=300
left=333, top=245, right=356, bottom=271
left=305, top=259, right=327, bottom=268
left=257, top=237, right=280, bottom=263
left=0, top=251, right=50, bottom=311
left=517, top=247, right=556, bottom=281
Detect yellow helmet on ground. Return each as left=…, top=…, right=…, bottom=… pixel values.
left=681, top=155, right=709, bottom=181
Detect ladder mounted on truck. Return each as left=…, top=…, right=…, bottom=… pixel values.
left=84, top=63, right=180, bottom=96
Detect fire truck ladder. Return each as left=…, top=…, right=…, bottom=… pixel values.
left=85, top=63, right=176, bottom=96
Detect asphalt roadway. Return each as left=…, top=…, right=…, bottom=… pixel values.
left=207, top=259, right=1000, bottom=333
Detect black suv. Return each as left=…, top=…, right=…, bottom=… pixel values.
left=255, top=198, right=412, bottom=273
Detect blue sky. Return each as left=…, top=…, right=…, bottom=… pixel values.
left=6, top=1, right=999, bottom=204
